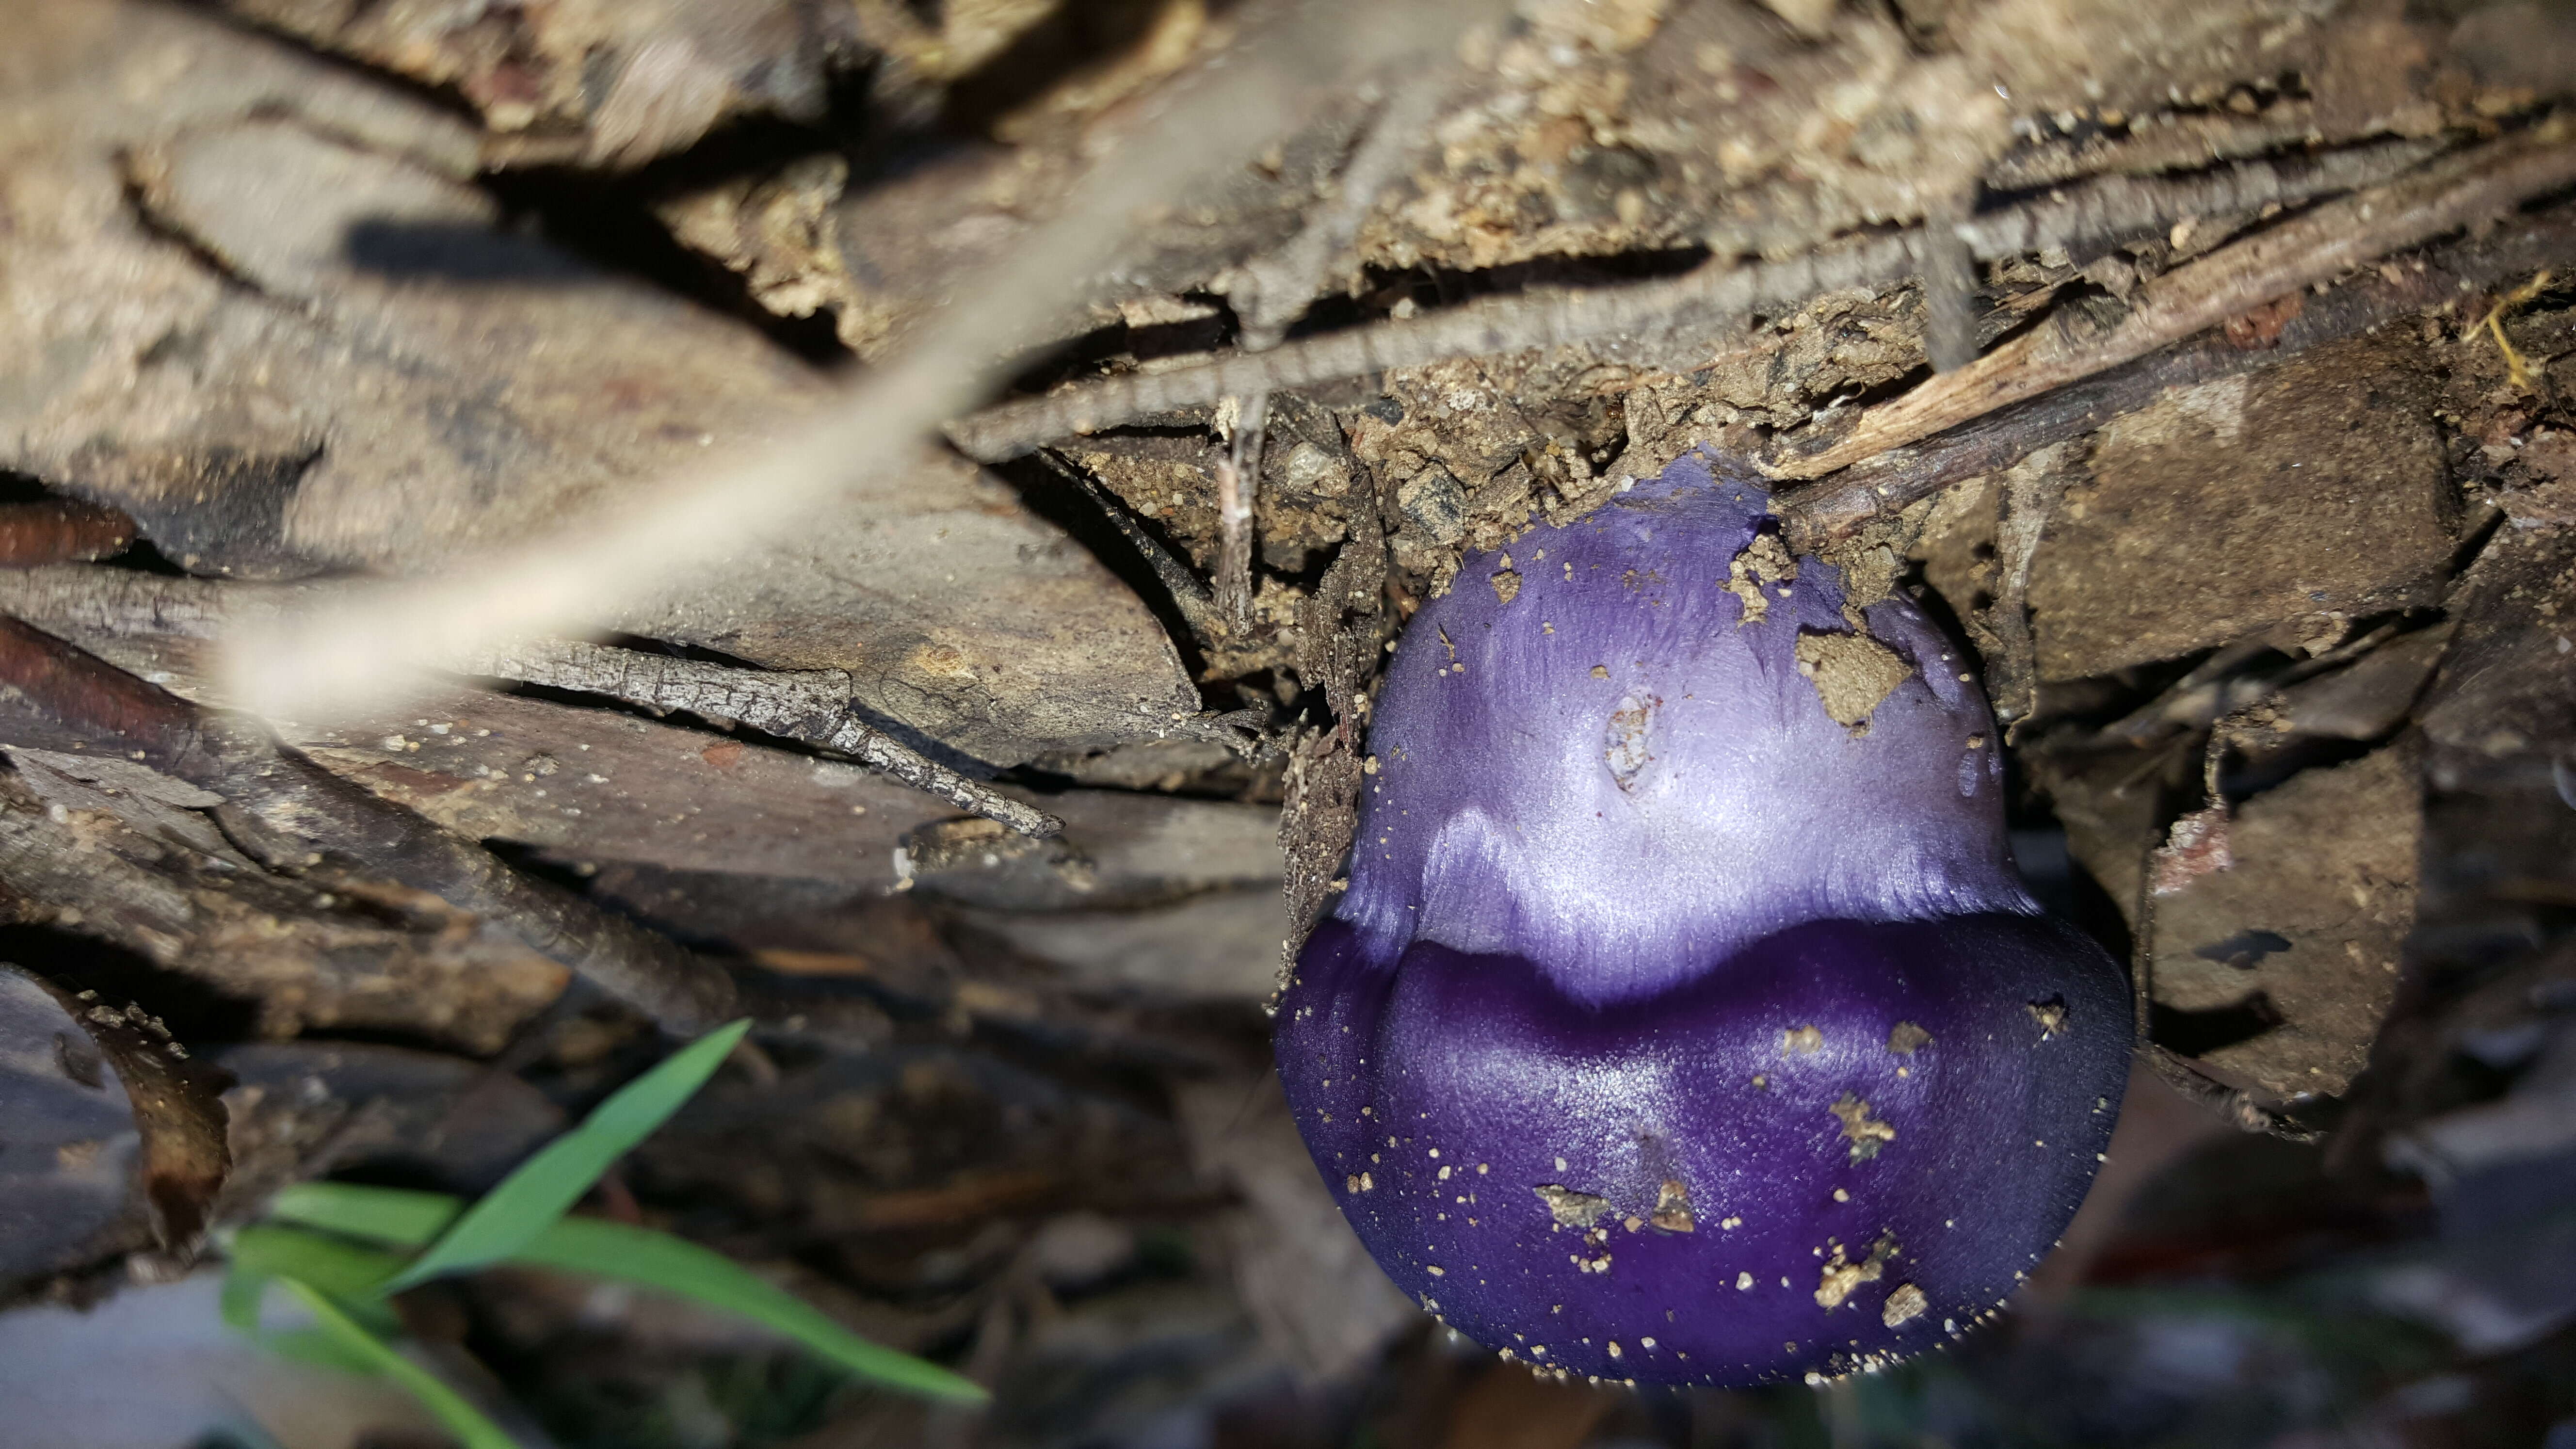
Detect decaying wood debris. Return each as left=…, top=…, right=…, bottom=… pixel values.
left=3, top=0, right=2576, bottom=1441
left=0, top=616, right=739, bottom=1032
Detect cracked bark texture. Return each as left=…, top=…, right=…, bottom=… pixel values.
left=0, top=3, right=1199, bottom=769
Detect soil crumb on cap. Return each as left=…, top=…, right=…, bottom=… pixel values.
left=1781, top=1024, right=1825, bottom=1055
left=1793, top=629, right=1913, bottom=726
left=1882, top=1283, right=1929, bottom=1328
left=1828, top=1095, right=1898, bottom=1161
left=1492, top=568, right=1522, bottom=603
left=1724, top=532, right=1799, bottom=626
left=1652, top=1177, right=1696, bottom=1232
left=1534, top=1184, right=1613, bottom=1228
left=1605, top=695, right=1656, bottom=788
left=1814, top=1235, right=1898, bottom=1310
left=2027, top=999, right=2069, bottom=1038
left=1887, top=1021, right=1932, bottom=1054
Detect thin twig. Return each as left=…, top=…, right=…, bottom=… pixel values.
left=0, top=566, right=1065, bottom=836
left=1232, top=75, right=1454, bottom=349
left=1920, top=188, right=1980, bottom=372
left=2141, top=1045, right=2326, bottom=1143
left=1034, top=451, right=1223, bottom=638
left=0, top=616, right=739, bottom=1031
left=454, top=639, right=1063, bottom=837
left=1213, top=391, right=1271, bottom=631
left=1212, top=77, right=1440, bottom=625
left=1772, top=129, right=2576, bottom=480
left=2092, top=622, right=2405, bottom=749
left=1982, top=103, right=2327, bottom=192
left=218, top=0, right=1512, bottom=726
left=1777, top=196, right=2576, bottom=547
left=945, top=140, right=2448, bottom=461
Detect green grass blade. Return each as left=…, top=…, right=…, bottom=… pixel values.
left=382, top=1019, right=749, bottom=1291
left=220, top=1261, right=270, bottom=1333
left=276, top=1278, right=523, bottom=1449
left=228, top=1225, right=408, bottom=1327
left=222, top=1246, right=389, bottom=1371
left=256, top=1326, right=389, bottom=1375
left=274, top=1184, right=982, bottom=1402
left=512, top=1218, right=988, bottom=1403
left=222, top=1225, right=406, bottom=1350
left=267, top=1182, right=463, bottom=1248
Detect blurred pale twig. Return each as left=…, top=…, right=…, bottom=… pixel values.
left=218, top=0, right=1510, bottom=725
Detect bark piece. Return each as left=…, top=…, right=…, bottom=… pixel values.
left=0, top=773, right=565, bottom=1053
left=604, top=445, right=1201, bottom=765
left=2, top=47, right=1198, bottom=762
left=19, top=971, right=232, bottom=1272
left=0, top=567, right=1272, bottom=896
left=2028, top=333, right=2454, bottom=680
left=296, top=691, right=936, bottom=886
left=453, top=639, right=1059, bottom=837
left=2269, top=622, right=2455, bottom=741
left=2417, top=526, right=2576, bottom=785
left=2149, top=745, right=2419, bottom=1098
left=898, top=791, right=1284, bottom=911
left=215, top=1040, right=566, bottom=1210
left=308, top=696, right=1283, bottom=904
left=77, top=117, right=824, bottom=577
left=0, top=619, right=727, bottom=1031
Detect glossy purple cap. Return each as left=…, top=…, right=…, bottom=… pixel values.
left=1276, top=451, right=2131, bottom=1386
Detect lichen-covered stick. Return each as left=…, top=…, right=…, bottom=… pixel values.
left=1274, top=451, right=2131, bottom=1387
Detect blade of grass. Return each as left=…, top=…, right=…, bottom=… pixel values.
left=219, top=1264, right=380, bottom=1373
left=256, top=1326, right=396, bottom=1375
left=267, top=1182, right=463, bottom=1246
left=269, top=1182, right=986, bottom=1403
left=514, top=1218, right=988, bottom=1402
left=220, top=1260, right=270, bottom=1332
left=276, top=1278, right=523, bottom=1449
left=227, top=1225, right=407, bottom=1331
left=382, top=1018, right=749, bottom=1291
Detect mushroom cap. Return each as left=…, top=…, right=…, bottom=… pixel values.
left=1336, top=451, right=2034, bottom=1006
left=1276, top=450, right=2132, bottom=1386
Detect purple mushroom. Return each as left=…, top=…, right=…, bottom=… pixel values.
left=1275, top=449, right=2131, bottom=1386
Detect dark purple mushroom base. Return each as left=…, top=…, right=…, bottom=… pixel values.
left=1276, top=451, right=2131, bottom=1387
